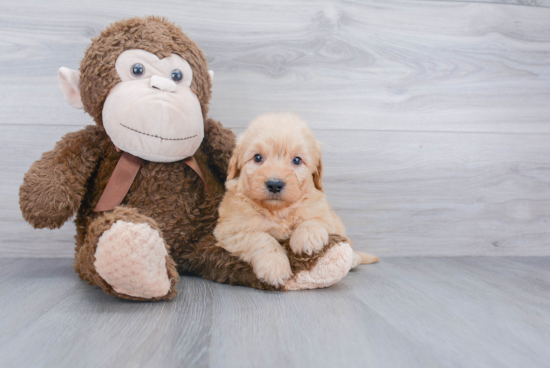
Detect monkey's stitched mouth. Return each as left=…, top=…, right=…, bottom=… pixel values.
left=120, top=123, right=197, bottom=141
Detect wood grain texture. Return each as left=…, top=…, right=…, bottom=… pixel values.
left=435, top=0, right=550, bottom=7
left=0, top=0, right=550, bottom=133
left=0, top=258, right=215, bottom=368
left=3, top=124, right=550, bottom=257
left=2, top=0, right=550, bottom=257
left=1, top=257, right=549, bottom=368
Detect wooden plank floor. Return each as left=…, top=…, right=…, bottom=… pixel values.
left=1, top=257, right=549, bottom=368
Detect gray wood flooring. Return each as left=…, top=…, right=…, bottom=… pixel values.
left=1, top=257, right=549, bottom=368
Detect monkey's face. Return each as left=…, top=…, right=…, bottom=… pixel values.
left=102, top=49, right=204, bottom=162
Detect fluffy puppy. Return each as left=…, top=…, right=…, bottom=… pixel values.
left=214, top=112, right=379, bottom=287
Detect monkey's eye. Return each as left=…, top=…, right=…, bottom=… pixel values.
left=171, top=69, right=183, bottom=83
left=292, top=157, right=302, bottom=165
left=131, top=63, right=145, bottom=77
left=254, top=154, right=263, bottom=163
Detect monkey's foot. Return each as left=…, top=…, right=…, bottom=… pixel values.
left=284, top=242, right=353, bottom=291
left=94, top=220, right=175, bottom=299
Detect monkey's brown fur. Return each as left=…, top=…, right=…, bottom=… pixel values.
left=19, top=17, right=344, bottom=300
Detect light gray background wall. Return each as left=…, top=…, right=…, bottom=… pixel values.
left=1, top=0, right=550, bottom=257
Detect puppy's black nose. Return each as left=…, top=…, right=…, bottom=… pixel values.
left=266, top=179, right=285, bottom=193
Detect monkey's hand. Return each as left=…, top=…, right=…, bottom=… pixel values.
left=19, top=126, right=103, bottom=229
left=200, top=118, right=236, bottom=183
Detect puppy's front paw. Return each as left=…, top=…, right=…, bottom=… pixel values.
left=253, top=252, right=292, bottom=288
left=290, top=222, right=329, bottom=255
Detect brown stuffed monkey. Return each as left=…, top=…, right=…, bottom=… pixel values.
left=19, top=16, right=355, bottom=301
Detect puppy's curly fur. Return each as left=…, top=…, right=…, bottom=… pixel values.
left=214, top=112, right=379, bottom=287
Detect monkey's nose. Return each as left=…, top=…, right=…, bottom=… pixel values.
left=150, top=75, right=177, bottom=92
left=266, top=179, right=285, bottom=193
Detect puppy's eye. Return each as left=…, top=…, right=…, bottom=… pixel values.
left=292, top=157, right=302, bottom=165
left=254, top=154, right=263, bottom=163
left=131, top=63, right=145, bottom=77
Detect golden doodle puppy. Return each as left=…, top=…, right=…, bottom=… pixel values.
left=214, top=112, right=379, bottom=287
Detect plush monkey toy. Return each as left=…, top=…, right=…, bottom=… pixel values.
left=19, top=16, right=355, bottom=301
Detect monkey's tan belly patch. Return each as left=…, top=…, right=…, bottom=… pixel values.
left=94, top=220, right=171, bottom=299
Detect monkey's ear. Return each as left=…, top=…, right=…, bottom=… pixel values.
left=208, top=70, right=214, bottom=82
left=57, top=67, right=83, bottom=109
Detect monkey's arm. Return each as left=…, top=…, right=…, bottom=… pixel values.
left=200, top=118, right=236, bottom=183
left=19, top=125, right=104, bottom=229
left=176, top=234, right=351, bottom=291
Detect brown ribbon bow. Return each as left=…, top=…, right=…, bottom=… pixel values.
left=94, top=152, right=208, bottom=212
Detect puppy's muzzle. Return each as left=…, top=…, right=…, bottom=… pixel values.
left=266, top=178, right=285, bottom=193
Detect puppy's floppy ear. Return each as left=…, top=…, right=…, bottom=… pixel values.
left=313, top=158, right=323, bottom=191
left=227, top=143, right=243, bottom=180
